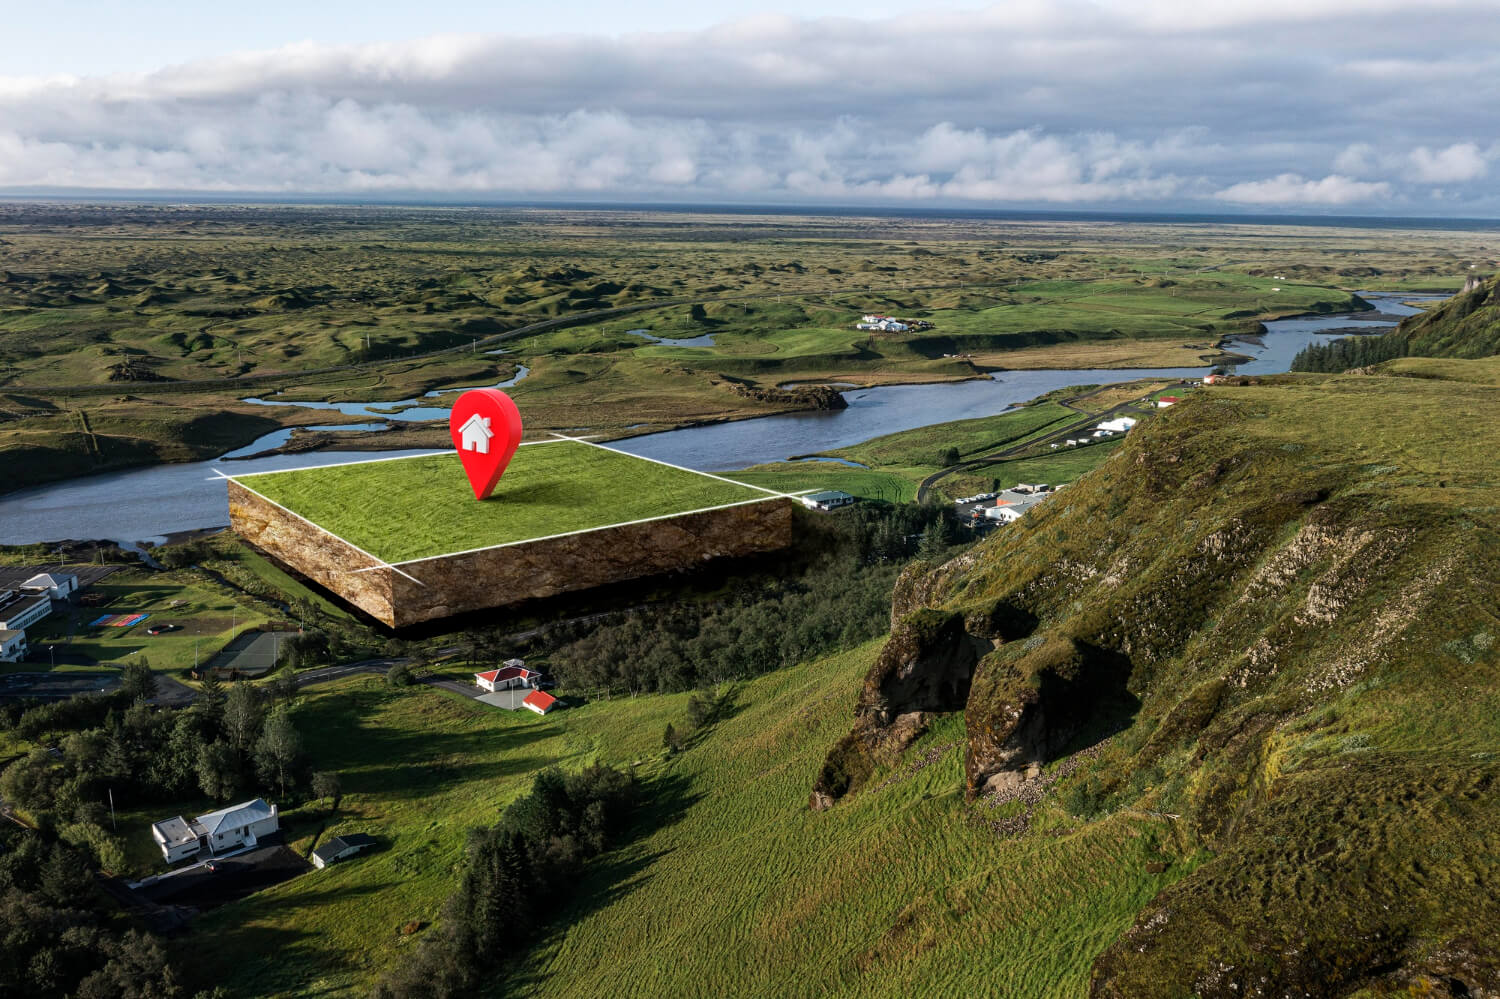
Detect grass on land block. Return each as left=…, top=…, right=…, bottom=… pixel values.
left=233, top=440, right=775, bottom=564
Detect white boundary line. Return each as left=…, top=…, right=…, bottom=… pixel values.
left=545, top=431, right=804, bottom=500
left=225, top=477, right=428, bottom=587
left=225, top=437, right=578, bottom=480
left=220, top=435, right=822, bottom=569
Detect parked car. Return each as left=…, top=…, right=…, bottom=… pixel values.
left=146, top=624, right=180, bottom=635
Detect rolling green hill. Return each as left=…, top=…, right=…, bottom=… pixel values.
left=813, top=364, right=1500, bottom=996
left=1391, top=273, right=1500, bottom=357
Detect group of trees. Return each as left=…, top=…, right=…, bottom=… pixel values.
left=374, top=765, right=637, bottom=999
left=540, top=502, right=962, bottom=697
left=1290, top=332, right=1409, bottom=373
left=0, top=822, right=196, bottom=998
left=0, top=669, right=330, bottom=873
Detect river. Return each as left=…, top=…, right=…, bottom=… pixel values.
left=0, top=294, right=1436, bottom=546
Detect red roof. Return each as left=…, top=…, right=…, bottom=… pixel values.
left=522, top=689, right=557, bottom=713
left=475, top=665, right=536, bottom=683
left=1160, top=395, right=1181, bottom=402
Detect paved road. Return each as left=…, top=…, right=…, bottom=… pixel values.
left=914, top=380, right=1193, bottom=503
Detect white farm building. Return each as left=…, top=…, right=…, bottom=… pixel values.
left=151, top=798, right=280, bottom=864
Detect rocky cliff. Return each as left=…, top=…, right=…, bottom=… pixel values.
left=812, top=367, right=1500, bottom=996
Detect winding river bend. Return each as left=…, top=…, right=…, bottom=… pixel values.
left=0, top=294, right=1434, bottom=547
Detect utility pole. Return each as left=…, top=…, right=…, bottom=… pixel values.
left=108, top=788, right=116, bottom=832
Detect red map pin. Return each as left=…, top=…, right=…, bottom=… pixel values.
left=448, top=389, right=524, bottom=500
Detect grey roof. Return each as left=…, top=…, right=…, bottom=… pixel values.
left=312, top=833, right=377, bottom=864
left=805, top=490, right=854, bottom=502
left=195, top=798, right=275, bottom=836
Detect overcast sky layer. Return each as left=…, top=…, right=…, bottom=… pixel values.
left=4, top=1, right=1499, bottom=215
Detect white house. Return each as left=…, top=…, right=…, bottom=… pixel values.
left=1157, top=396, right=1180, bottom=408
left=0, top=591, right=50, bottom=632
left=458, top=413, right=493, bottom=454
left=984, top=505, right=1028, bottom=524
left=1096, top=417, right=1138, bottom=434
left=800, top=490, right=855, bottom=512
left=151, top=798, right=279, bottom=863
left=475, top=659, right=542, bottom=692
left=20, top=573, right=77, bottom=600
left=0, top=630, right=27, bottom=663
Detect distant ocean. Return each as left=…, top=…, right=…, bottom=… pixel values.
left=3, top=192, right=1497, bottom=230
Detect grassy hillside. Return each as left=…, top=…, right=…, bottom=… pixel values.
left=187, top=647, right=1182, bottom=998
left=1391, top=273, right=1500, bottom=357
left=816, top=362, right=1500, bottom=995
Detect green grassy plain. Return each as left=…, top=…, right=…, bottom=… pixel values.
left=1, top=204, right=1480, bottom=493
left=237, top=440, right=776, bottom=563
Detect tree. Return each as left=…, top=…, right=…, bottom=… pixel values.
left=269, top=665, right=299, bottom=705
left=196, top=671, right=225, bottom=730
left=386, top=662, right=413, bottom=688
left=197, top=742, right=239, bottom=802
left=224, top=683, right=264, bottom=754
left=689, top=303, right=707, bottom=321
left=254, top=709, right=304, bottom=799
left=311, top=771, right=342, bottom=809
left=918, top=521, right=951, bottom=562
left=939, top=446, right=961, bottom=467
left=122, top=660, right=156, bottom=702
left=661, top=723, right=679, bottom=753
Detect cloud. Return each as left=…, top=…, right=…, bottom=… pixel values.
left=1, top=3, right=1499, bottom=210
left=1408, top=143, right=1489, bottom=183
left=1213, top=173, right=1392, bottom=205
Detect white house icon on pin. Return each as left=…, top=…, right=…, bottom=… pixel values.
left=458, top=413, right=493, bottom=454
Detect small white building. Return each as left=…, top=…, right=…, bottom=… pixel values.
left=21, top=573, right=77, bottom=600
left=0, top=591, right=50, bottom=633
left=311, top=833, right=378, bottom=870
left=0, top=630, right=27, bottom=663
left=523, top=689, right=558, bottom=715
left=475, top=659, right=542, bottom=692
left=1096, top=417, right=1138, bottom=434
left=151, top=798, right=280, bottom=863
left=801, top=490, right=855, bottom=512
left=1156, top=396, right=1180, bottom=409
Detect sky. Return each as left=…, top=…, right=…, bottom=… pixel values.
left=2, top=0, right=1499, bottom=215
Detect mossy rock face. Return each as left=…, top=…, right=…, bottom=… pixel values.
left=964, top=635, right=1136, bottom=797
left=818, top=365, right=1500, bottom=990
left=809, top=608, right=982, bottom=807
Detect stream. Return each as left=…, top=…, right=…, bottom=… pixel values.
left=0, top=294, right=1437, bottom=546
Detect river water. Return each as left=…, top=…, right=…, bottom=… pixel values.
left=0, top=294, right=1435, bottom=546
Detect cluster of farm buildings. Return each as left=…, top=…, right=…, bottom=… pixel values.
left=1051, top=415, right=1138, bottom=450
left=854, top=313, right=936, bottom=333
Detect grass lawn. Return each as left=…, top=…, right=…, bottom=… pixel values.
left=11, top=568, right=270, bottom=675
left=187, top=643, right=1183, bottom=998
left=232, top=440, right=779, bottom=564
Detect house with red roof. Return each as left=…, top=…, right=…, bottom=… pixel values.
left=1157, top=396, right=1181, bottom=408
left=522, top=689, right=558, bottom=715
left=474, top=658, right=543, bottom=693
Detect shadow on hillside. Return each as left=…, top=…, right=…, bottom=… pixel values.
left=502, top=771, right=704, bottom=992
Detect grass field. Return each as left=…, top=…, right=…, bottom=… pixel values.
left=235, top=440, right=781, bottom=564
left=184, top=642, right=1183, bottom=998
left=10, top=567, right=271, bottom=675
